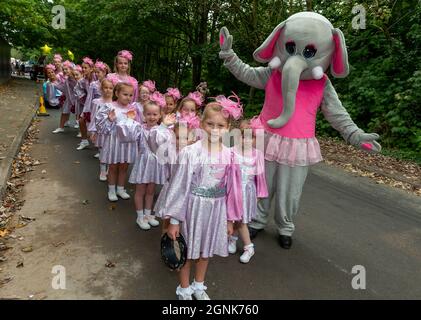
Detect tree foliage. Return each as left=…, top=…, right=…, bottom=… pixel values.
left=1, top=0, right=420, bottom=159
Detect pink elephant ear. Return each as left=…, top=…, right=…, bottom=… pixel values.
left=253, top=21, right=286, bottom=63
left=331, top=28, right=349, bottom=78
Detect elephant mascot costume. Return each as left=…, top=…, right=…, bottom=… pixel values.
left=219, top=12, right=381, bottom=249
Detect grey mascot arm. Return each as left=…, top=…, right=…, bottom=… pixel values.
left=219, top=27, right=272, bottom=90
left=321, top=78, right=382, bottom=153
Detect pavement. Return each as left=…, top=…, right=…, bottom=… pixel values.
left=0, top=77, right=41, bottom=199
left=0, top=104, right=420, bottom=300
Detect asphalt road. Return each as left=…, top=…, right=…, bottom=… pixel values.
left=1, top=108, right=420, bottom=300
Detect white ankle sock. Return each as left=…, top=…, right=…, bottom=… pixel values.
left=192, top=280, right=206, bottom=291
left=136, top=210, right=144, bottom=220
left=81, top=139, right=89, bottom=144
left=108, top=185, right=116, bottom=193
left=116, top=186, right=125, bottom=192
left=244, top=243, right=254, bottom=250
left=144, top=209, right=151, bottom=216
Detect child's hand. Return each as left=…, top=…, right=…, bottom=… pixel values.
left=227, top=221, right=234, bottom=236
left=108, top=109, right=116, bottom=122
left=126, top=108, right=137, bottom=120
left=163, top=113, right=176, bottom=126
left=167, top=223, right=180, bottom=241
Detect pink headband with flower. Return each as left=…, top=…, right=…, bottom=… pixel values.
left=74, top=65, right=82, bottom=73
left=82, top=57, right=94, bottom=67
left=149, top=91, right=166, bottom=108
left=45, top=64, right=56, bottom=71
left=142, top=80, right=156, bottom=93
left=214, top=92, right=243, bottom=120
left=62, top=60, right=74, bottom=69
left=187, top=91, right=204, bottom=107
left=53, top=54, right=63, bottom=62
left=95, top=60, right=107, bottom=72
left=118, top=50, right=133, bottom=61
left=180, top=113, right=200, bottom=129
left=166, top=87, right=181, bottom=101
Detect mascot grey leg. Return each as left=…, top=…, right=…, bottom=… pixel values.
left=250, top=161, right=309, bottom=243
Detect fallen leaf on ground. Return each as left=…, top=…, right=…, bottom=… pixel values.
left=73, top=161, right=80, bottom=164
left=0, top=229, right=9, bottom=238
left=16, top=260, right=24, bottom=268
left=21, top=246, right=33, bottom=253
left=52, top=241, right=65, bottom=247
left=41, top=170, right=46, bottom=174
left=0, top=256, right=7, bottom=262
left=109, top=205, right=116, bottom=211
left=0, top=276, right=13, bottom=286
left=82, top=200, right=89, bottom=205
left=105, top=260, right=115, bottom=268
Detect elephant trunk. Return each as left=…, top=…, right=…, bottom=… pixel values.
left=267, top=55, right=308, bottom=128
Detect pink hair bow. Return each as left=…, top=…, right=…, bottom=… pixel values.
left=74, top=65, right=82, bottom=73
left=249, top=116, right=264, bottom=133
left=166, top=87, right=181, bottom=101
left=45, top=64, right=56, bottom=71
left=62, top=60, right=74, bottom=69
left=118, top=50, right=133, bottom=61
left=149, top=91, right=166, bottom=108
left=187, top=91, right=204, bottom=107
left=142, top=80, right=156, bottom=92
left=82, top=57, right=94, bottom=66
left=95, top=60, right=107, bottom=71
left=215, top=92, right=243, bottom=120
left=180, top=113, right=200, bottom=129
left=54, top=54, right=63, bottom=62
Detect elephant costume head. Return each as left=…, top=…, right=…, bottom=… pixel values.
left=253, top=12, right=349, bottom=128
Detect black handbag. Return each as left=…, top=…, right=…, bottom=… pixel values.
left=160, top=233, right=187, bottom=270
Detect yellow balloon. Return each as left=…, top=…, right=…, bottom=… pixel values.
left=67, top=50, right=74, bottom=61
left=41, top=44, right=52, bottom=55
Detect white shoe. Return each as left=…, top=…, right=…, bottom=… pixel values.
left=74, top=123, right=79, bottom=129
left=52, top=128, right=64, bottom=134
left=108, top=191, right=118, bottom=202
left=145, top=215, right=159, bottom=227
left=76, top=140, right=89, bottom=150
left=239, top=245, right=255, bottom=264
left=228, top=236, right=237, bottom=254
left=76, top=133, right=82, bottom=138
left=116, top=189, right=130, bottom=200
left=176, top=286, right=193, bottom=300
left=191, top=282, right=210, bottom=300
left=193, top=289, right=210, bottom=300
left=99, top=172, right=107, bottom=182
left=136, top=217, right=151, bottom=230
left=94, top=153, right=100, bottom=158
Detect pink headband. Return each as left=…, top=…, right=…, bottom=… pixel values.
left=54, top=54, right=63, bottom=62
left=187, top=91, right=204, bottom=107
left=149, top=91, right=166, bottom=108
left=166, top=87, right=181, bottom=101
left=118, top=50, right=133, bottom=61
left=74, top=65, right=82, bottom=73
left=95, top=60, right=107, bottom=72
left=142, top=80, right=156, bottom=93
left=180, top=113, right=200, bottom=129
left=82, top=57, right=94, bottom=66
left=45, top=64, right=56, bottom=71
left=214, top=92, right=243, bottom=120
left=62, top=60, right=74, bottom=69
left=249, top=116, right=264, bottom=134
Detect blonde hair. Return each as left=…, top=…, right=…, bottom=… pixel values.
left=113, top=55, right=131, bottom=75
left=101, top=78, right=113, bottom=90
left=201, top=102, right=231, bottom=126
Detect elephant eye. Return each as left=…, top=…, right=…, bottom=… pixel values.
left=303, top=45, right=317, bottom=59
left=285, top=42, right=296, bottom=55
